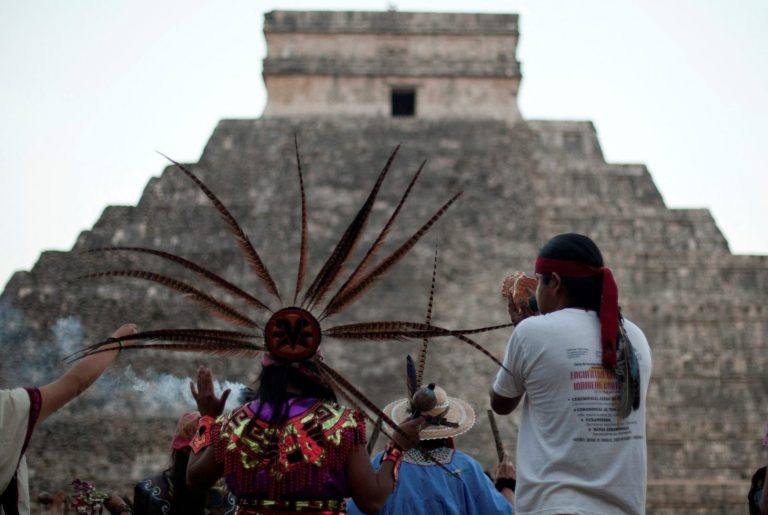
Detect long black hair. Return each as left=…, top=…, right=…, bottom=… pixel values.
left=538, top=233, right=604, bottom=311
left=169, top=450, right=205, bottom=515
left=251, top=361, right=337, bottom=424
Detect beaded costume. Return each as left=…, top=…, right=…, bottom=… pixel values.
left=71, top=140, right=515, bottom=513
left=212, top=398, right=364, bottom=503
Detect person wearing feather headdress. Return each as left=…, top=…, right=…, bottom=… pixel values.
left=346, top=381, right=515, bottom=515
left=490, top=233, right=652, bottom=514
left=70, top=146, right=516, bottom=515
left=0, top=323, right=134, bottom=515
left=186, top=361, right=423, bottom=515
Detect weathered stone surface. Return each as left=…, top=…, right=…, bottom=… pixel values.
left=1, top=10, right=765, bottom=513
left=263, top=11, right=521, bottom=120
left=264, top=10, right=519, bottom=35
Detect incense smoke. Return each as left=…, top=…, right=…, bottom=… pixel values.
left=114, top=366, right=246, bottom=415
left=0, top=304, right=246, bottom=417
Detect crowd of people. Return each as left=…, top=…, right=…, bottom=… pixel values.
left=7, top=233, right=762, bottom=514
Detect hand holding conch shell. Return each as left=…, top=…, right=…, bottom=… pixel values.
left=500, top=271, right=539, bottom=325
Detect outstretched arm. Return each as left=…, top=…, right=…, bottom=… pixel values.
left=38, top=323, right=136, bottom=423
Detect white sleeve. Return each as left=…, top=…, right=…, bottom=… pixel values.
left=0, top=388, right=31, bottom=492
left=492, top=330, right=526, bottom=398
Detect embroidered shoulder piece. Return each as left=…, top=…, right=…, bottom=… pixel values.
left=217, top=401, right=362, bottom=479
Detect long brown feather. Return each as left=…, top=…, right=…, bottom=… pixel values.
left=66, top=330, right=264, bottom=361
left=406, top=355, right=418, bottom=400
left=322, top=191, right=461, bottom=317
left=70, top=327, right=261, bottom=353
left=416, top=241, right=439, bottom=387
left=314, top=359, right=408, bottom=439
left=122, top=328, right=260, bottom=339
left=79, top=270, right=260, bottom=329
left=158, top=152, right=281, bottom=301
left=324, top=320, right=513, bottom=373
left=85, top=247, right=272, bottom=312
left=73, top=341, right=265, bottom=360
left=366, top=416, right=383, bottom=456
left=325, top=375, right=395, bottom=442
left=302, top=146, right=400, bottom=311
left=322, top=161, right=425, bottom=318
left=96, top=327, right=260, bottom=344
left=326, top=321, right=513, bottom=337
left=293, top=134, right=309, bottom=305
left=316, top=361, right=461, bottom=477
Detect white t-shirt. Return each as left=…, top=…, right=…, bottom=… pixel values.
left=493, top=308, right=652, bottom=515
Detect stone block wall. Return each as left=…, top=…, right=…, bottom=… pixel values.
left=3, top=117, right=766, bottom=514
left=2, top=10, right=766, bottom=513
left=262, top=11, right=521, bottom=121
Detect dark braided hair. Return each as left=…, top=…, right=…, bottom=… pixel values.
left=538, top=233, right=604, bottom=311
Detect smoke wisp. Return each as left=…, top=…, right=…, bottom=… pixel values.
left=0, top=308, right=248, bottom=417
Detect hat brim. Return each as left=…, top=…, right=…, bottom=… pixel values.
left=383, top=396, right=476, bottom=440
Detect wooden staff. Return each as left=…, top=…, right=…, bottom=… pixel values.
left=367, top=416, right=383, bottom=456
left=487, top=409, right=505, bottom=462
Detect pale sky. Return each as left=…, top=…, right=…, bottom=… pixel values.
left=1, top=0, right=766, bottom=289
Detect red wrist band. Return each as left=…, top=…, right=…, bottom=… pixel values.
left=382, top=441, right=405, bottom=484
left=190, top=415, right=216, bottom=454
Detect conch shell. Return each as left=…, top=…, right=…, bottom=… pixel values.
left=501, top=271, right=539, bottom=314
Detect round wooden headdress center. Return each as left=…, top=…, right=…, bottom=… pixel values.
left=264, top=307, right=322, bottom=362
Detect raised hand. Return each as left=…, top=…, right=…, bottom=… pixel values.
left=190, top=365, right=231, bottom=418
left=507, top=292, right=536, bottom=325
left=392, top=416, right=424, bottom=450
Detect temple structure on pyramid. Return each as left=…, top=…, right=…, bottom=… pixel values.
left=2, top=10, right=765, bottom=513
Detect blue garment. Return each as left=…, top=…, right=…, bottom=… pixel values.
left=347, top=447, right=512, bottom=515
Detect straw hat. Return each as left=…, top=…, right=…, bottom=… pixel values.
left=383, top=386, right=476, bottom=440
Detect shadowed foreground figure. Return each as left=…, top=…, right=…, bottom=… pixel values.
left=134, top=410, right=237, bottom=514
left=0, top=323, right=135, bottom=515
left=491, top=233, right=652, bottom=514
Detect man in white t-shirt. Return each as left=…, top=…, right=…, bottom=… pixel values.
left=490, top=233, right=652, bottom=515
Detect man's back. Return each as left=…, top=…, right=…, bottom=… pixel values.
left=347, top=448, right=513, bottom=515
left=494, top=308, right=652, bottom=514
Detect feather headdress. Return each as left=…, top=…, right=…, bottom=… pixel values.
left=69, top=138, right=512, bottom=440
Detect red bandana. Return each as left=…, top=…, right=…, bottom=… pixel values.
left=534, top=256, right=619, bottom=369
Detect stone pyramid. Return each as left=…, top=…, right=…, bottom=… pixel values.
left=1, top=11, right=765, bottom=513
